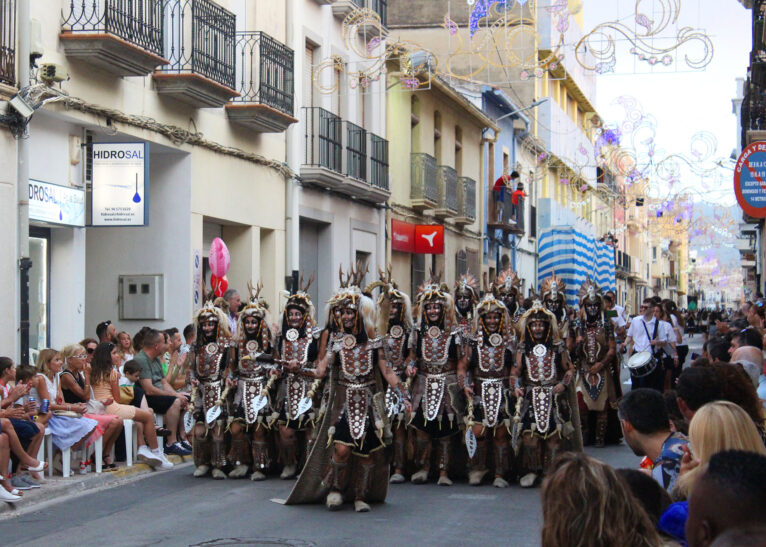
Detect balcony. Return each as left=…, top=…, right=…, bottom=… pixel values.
left=455, top=176, right=476, bottom=226
left=300, top=107, right=389, bottom=204
left=226, top=31, right=297, bottom=132
left=433, top=165, right=459, bottom=219
left=60, top=0, right=168, bottom=77
left=537, top=99, right=597, bottom=188
left=0, top=0, right=14, bottom=89
left=410, top=153, right=438, bottom=211
left=153, top=0, right=238, bottom=108
left=616, top=251, right=633, bottom=279
left=487, top=185, right=523, bottom=236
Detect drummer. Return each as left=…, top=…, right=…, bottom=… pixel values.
left=625, top=297, right=675, bottom=392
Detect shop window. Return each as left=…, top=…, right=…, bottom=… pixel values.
left=412, top=254, right=426, bottom=298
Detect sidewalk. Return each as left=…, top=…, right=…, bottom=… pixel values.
left=0, top=454, right=193, bottom=518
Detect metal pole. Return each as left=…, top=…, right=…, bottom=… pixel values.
left=17, top=0, right=30, bottom=365
left=285, top=0, right=299, bottom=291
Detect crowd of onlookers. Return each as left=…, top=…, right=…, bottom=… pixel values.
left=0, top=317, right=203, bottom=503
left=540, top=298, right=766, bottom=546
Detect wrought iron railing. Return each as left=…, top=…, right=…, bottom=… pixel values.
left=158, top=0, right=236, bottom=90
left=232, top=31, right=294, bottom=116
left=411, top=153, right=438, bottom=203
left=369, top=133, right=389, bottom=190
left=0, top=0, right=15, bottom=87
left=437, top=165, right=459, bottom=213
left=61, top=0, right=164, bottom=58
left=513, top=196, right=525, bottom=231
left=304, top=106, right=342, bottom=172
left=458, top=176, right=476, bottom=220
left=366, top=0, right=387, bottom=26
left=345, top=121, right=367, bottom=181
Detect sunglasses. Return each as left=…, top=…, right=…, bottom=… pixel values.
left=72, top=354, right=87, bottom=359
left=86, top=347, right=96, bottom=354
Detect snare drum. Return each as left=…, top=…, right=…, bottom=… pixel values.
left=627, top=351, right=657, bottom=378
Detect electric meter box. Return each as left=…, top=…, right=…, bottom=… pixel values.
left=119, top=274, right=164, bottom=320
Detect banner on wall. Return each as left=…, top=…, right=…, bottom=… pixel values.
left=391, top=219, right=415, bottom=252
left=91, top=142, right=149, bottom=226
left=28, top=179, right=85, bottom=226
left=414, top=224, right=444, bottom=255
left=734, top=141, right=766, bottom=218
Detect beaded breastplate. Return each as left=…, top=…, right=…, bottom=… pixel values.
left=526, top=344, right=557, bottom=385
left=197, top=340, right=227, bottom=380
left=282, top=328, right=312, bottom=366
left=384, top=326, right=408, bottom=373
left=582, top=322, right=607, bottom=365
left=420, top=328, right=452, bottom=372
left=338, top=342, right=375, bottom=383
left=238, top=339, right=270, bottom=378
left=476, top=336, right=507, bottom=376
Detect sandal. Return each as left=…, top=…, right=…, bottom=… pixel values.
left=25, top=461, right=47, bottom=473
left=102, top=461, right=118, bottom=471
left=155, top=427, right=171, bottom=437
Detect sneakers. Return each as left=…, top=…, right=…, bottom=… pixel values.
left=0, top=487, right=20, bottom=503
left=165, top=442, right=192, bottom=456
left=155, top=450, right=174, bottom=470
left=10, top=476, right=33, bottom=491
left=180, top=440, right=193, bottom=452
left=137, top=445, right=162, bottom=467
left=17, top=475, right=41, bottom=489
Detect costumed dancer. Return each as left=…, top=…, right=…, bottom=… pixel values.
left=459, top=293, right=516, bottom=488
left=229, top=281, right=278, bottom=480
left=370, top=267, right=416, bottom=484
left=494, top=269, right=524, bottom=325
left=275, top=275, right=321, bottom=479
left=409, top=276, right=464, bottom=486
left=574, top=278, right=618, bottom=448
left=454, top=272, right=479, bottom=337
left=512, top=300, right=581, bottom=488
left=540, top=272, right=574, bottom=352
left=283, top=277, right=410, bottom=512
left=191, top=293, right=233, bottom=479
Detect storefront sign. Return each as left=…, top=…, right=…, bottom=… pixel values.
left=391, top=219, right=415, bottom=252
left=735, top=141, right=766, bottom=218
left=91, top=142, right=149, bottom=226
left=415, top=224, right=444, bottom=254
left=28, top=179, right=85, bottom=226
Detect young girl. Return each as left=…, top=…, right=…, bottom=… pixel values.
left=31, top=350, right=98, bottom=470
left=116, top=332, right=134, bottom=366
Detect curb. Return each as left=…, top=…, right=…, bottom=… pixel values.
left=0, top=454, right=193, bottom=518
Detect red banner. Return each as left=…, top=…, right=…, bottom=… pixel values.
left=414, top=224, right=444, bottom=254
left=391, top=219, right=415, bottom=252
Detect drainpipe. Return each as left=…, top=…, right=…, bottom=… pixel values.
left=18, top=0, right=31, bottom=365
left=285, top=0, right=299, bottom=292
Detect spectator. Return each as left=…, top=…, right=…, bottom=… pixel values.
left=626, top=298, right=671, bottom=392
left=618, top=388, right=689, bottom=491
left=676, top=367, right=721, bottom=422
left=59, top=344, right=123, bottom=471
left=222, top=288, right=241, bottom=335
left=79, top=338, right=98, bottom=365
left=706, top=338, right=730, bottom=364
left=90, top=343, right=172, bottom=469
left=134, top=329, right=191, bottom=455
left=541, top=452, right=661, bottom=547
left=616, top=468, right=672, bottom=526
left=685, top=450, right=766, bottom=547
left=672, top=401, right=766, bottom=502
left=0, top=423, right=21, bottom=502
left=116, top=331, right=134, bottom=366
left=730, top=349, right=762, bottom=389
left=132, top=326, right=151, bottom=355
left=712, top=363, right=766, bottom=440
left=730, top=328, right=763, bottom=350
left=182, top=323, right=195, bottom=349
left=119, top=359, right=169, bottom=439
left=96, top=320, right=117, bottom=344
left=746, top=299, right=765, bottom=330
left=709, top=526, right=766, bottom=547
left=163, top=327, right=189, bottom=392
left=664, top=391, right=688, bottom=435
left=29, top=350, right=98, bottom=472
left=655, top=305, right=680, bottom=391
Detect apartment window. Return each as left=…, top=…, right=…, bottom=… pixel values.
left=456, top=250, right=468, bottom=277
left=652, top=247, right=657, bottom=261
left=455, top=126, right=462, bottom=176
left=303, top=42, right=316, bottom=109
left=434, top=110, right=442, bottom=164
left=331, top=64, right=342, bottom=117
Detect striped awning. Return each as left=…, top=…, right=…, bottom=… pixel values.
left=537, top=226, right=617, bottom=308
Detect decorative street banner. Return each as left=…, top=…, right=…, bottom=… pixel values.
left=91, top=142, right=149, bottom=226
left=734, top=141, right=766, bottom=218
left=391, top=219, right=415, bottom=253
left=414, top=224, right=444, bottom=255
left=29, top=179, right=85, bottom=227
left=192, top=249, right=202, bottom=313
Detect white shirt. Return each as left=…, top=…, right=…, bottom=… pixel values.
left=627, top=317, right=670, bottom=353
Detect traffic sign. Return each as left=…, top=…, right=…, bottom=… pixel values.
left=734, top=141, right=766, bottom=217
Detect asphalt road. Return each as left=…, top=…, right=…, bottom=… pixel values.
left=0, top=335, right=700, bottom=547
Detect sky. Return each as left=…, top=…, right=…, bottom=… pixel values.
left=582, top=0, right=751, bottom=208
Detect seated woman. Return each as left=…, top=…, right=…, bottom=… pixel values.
left=30, top=350, right=99, bottom=472
left=59, top=344, right=124, bottom=471
left=89, top=342, right=172, bottom=470
left=672, top=400, right=766, bottom=501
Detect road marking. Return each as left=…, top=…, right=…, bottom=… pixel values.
left=448, top=494, right=498, bottom=500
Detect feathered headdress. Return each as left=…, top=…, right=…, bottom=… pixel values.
left=577, top=276, right=603, bottom=307
left=415, top=270, right=456, bottom=329
left=493, top=269, right=522, bottom=297
left=193, top=288, right=232, bottom=338
left=454, top=271, right=479, bottom=303
left=237, top=281, right=273, bottom=342
left=540, top=272, right=566, bottom=303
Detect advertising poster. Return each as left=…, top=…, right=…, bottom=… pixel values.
left=91, top=142, right=149, bottom=226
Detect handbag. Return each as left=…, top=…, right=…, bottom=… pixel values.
left=119, top=385, right=134, bottom=405
left=85, top=386, right=106, bottom=415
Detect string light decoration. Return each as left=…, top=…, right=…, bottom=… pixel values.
left=575, top=0, right=714, bottom=74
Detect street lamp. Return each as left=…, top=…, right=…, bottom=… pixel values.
left=495, top=97, right=549, bottom=122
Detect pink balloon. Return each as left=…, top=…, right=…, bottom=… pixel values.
left=209, top=237, right=230, bottom=278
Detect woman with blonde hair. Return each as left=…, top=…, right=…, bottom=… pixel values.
left=672, top=400, right=766, bottom=501
left=59, top=344, right=124, bottom=470
left=541, top=452, right=661, bottom=547
left=116, top=332, right=134, bottom=366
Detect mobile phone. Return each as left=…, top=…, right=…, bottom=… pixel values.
left=606, top=310, right=618, bottom=318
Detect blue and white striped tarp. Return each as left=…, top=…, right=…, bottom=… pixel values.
left=537, top=226, right=616, bottom=308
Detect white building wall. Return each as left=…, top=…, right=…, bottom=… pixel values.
left=0, top=131, right=18, bottom=357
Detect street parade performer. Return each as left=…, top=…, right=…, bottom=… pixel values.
left=454, top=272, right=479, bottom=335
left=274, top=275, right=321, bottom=480
left=191, top=292, right=233, bottom=479
left=282, top=271, right=410, bottom=512
left=228, top=282, right=278, bottom=480
left=540, top=272, right=573, bottom=350
left=512, top=300, right=581, bottom=488
left=574, top=278, right=619, bottom=448
left=409, top=275, right=464, bottom=486
left=494, top=269, right=524, bottom=324
left=367, top=267, right=416, bottom=484
left=458, top=293, right=516, bottom=488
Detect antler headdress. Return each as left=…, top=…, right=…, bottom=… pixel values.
left=372, top=265, right=413, bottom=334
left=281, top=273, right=316, bottom=330
left=517, top=299, right=560, bottom=345
left=193, top=287, right=231, bottom=338
left=577, top=276, right=602, bottom=307
left=415, top=269, right=455, bottom=328
left=329, top=262, right=376, bottom=339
